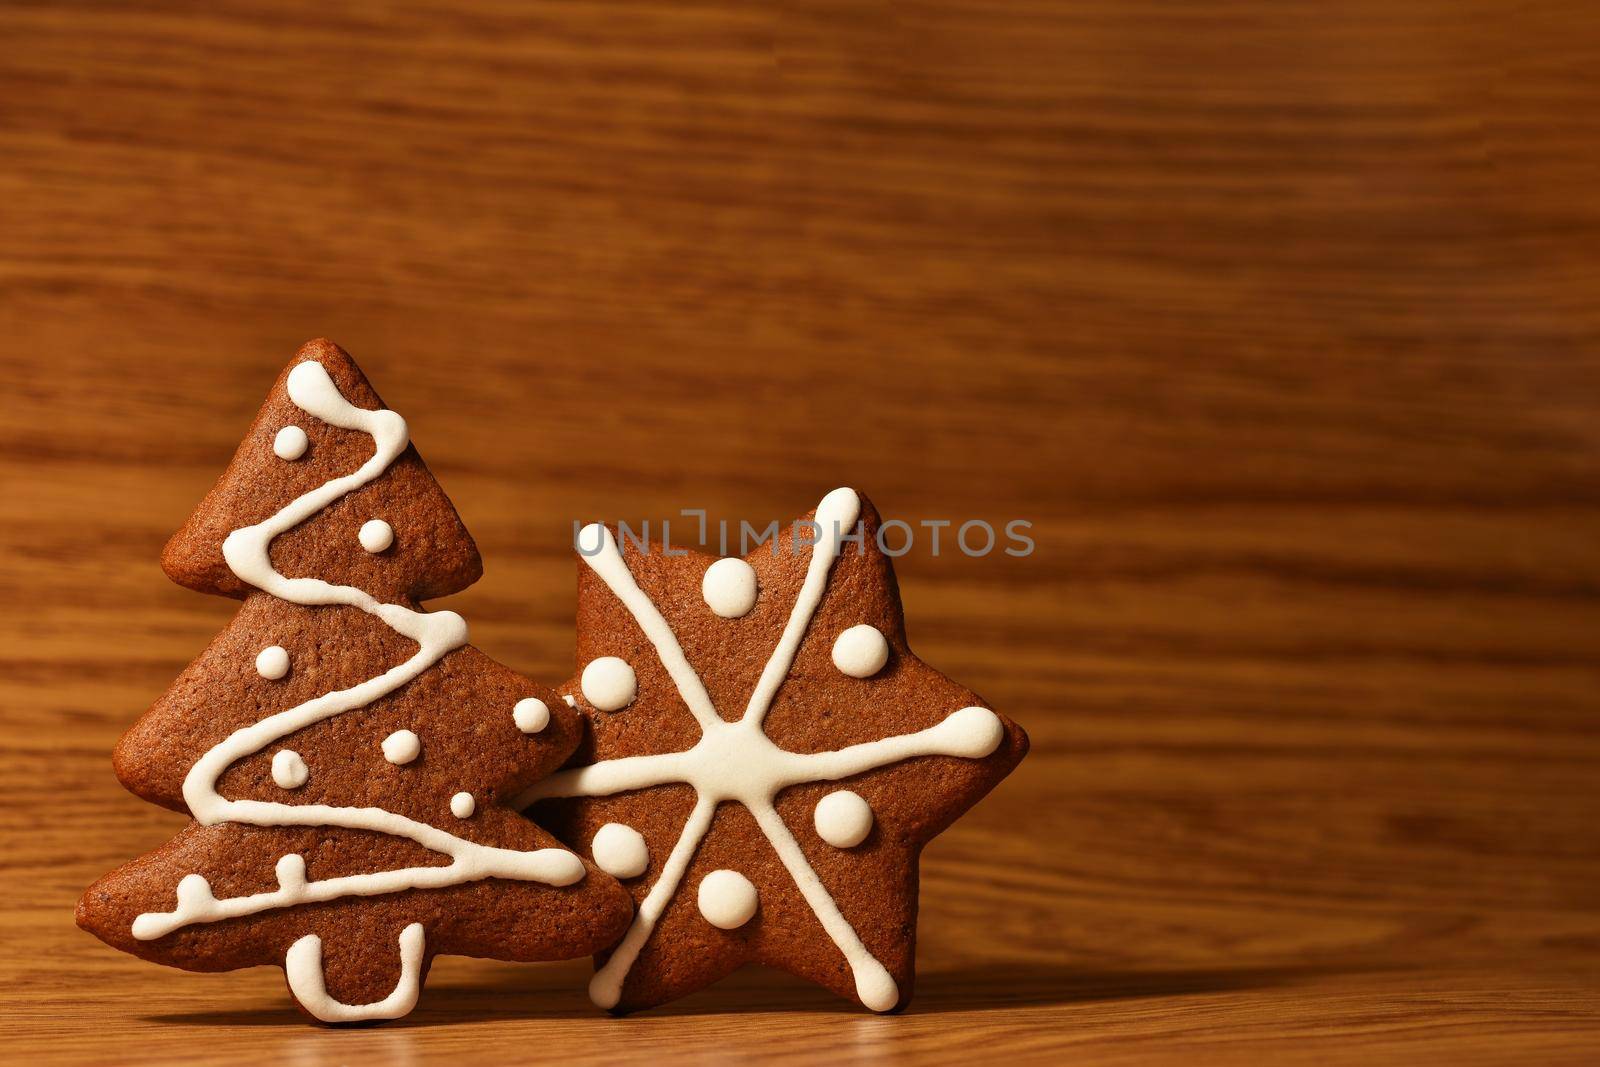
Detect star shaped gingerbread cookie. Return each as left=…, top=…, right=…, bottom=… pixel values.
left=524, top=488, right=1029, bottom=1012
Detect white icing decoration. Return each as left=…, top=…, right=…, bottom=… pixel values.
left=271, top=750, right=308, bottom=789
left=131, top=361, right=582, bottom=952
left=518, top=488, right=1005, bottom=1013
left=358, top=518, right=394, bottom=553
left=513, top=697, right=550, bottom=734
left=814, top=790, right=873, bottom=848
left=175, top=873, right=215, bottom=913
left=275, top=853, right=307, bottom=891
left=701, top=557, right=758, bottom=618
left=561, top=694, right=576, bottom=707
left=450, top=792, right=476, bottom=819
left=831, top=624, right=889, bottom=679
left=255, top=645, right=290, bottom=680
left=286, top=922, right=425, bottom=1023
left=580, top=656, right=637, bottom=712
left=697, top=869, right=758, bottom=930
left=591, top=822, right=650, bottom=879
left=273, top=425, right=308, bottom=460
left=381, top=729, right=421, bottom=765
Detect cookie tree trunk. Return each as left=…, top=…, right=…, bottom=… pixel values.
left=78, top=341, right=629, bottom=1022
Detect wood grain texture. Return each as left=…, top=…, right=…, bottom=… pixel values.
left=2, top=1, right=1598, bottom=1063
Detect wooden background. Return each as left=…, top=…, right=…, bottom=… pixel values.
left=3, top=1, right=1598, bottom=1063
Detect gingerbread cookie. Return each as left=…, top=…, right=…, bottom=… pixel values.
left=526, top=489, right=1029, bottom=1012
left=77, top=340, right=632, bottom=1023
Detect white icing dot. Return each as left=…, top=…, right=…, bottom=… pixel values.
left=701, top=557, right=759, bottom=618
left=814, top=790, right=874, bottom=848
left=855, top=965, right=900, bottom=1012
left=381, top=729, right=421, bottom=765
left=359, top=518, right=394, bottom=553
left=831, top=624, right=889, bottom=678
left=591, top=823, right=650, bottom=879
left=176, top=873, right=215, bottom=910
left=273, top=425, right=309, bottom=460
left=255, top=645, right=290, bottom=680
left=561, top=694, right=576, bottom=707
left=513, top=697, right=550, bottom=734
left=272, top=750, right=308, bottom=789
left=940, top=706, right=1005, bottom=757
left=581, top=656, right=637, bottom=711
left=450, top=792, right=476, bottom=819
left=275, top=853, right=307, bottom=890
left=698, top=869, right=758, bottom=930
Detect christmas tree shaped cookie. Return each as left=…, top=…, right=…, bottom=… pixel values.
left=77, top=340, right=632, bottom=1023
left=525, top=489, right=1029, bottom=1012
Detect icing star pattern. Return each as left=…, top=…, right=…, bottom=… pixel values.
left=523, top=488, right=1027, bottom=1012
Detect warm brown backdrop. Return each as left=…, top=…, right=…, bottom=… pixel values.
left=2, top=1, right=1597, bottom=1064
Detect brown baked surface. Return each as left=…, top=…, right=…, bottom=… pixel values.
left=534, top=494, right=1029, bottom=1012
left=77, top=341, right=632, bottom=1018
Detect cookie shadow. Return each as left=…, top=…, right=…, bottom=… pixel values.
left=141, top=1006, right=309, bottom=1028
left=141, top=958, right=1355, bottom=1026
left=618, top=958, right=1353, bottom=1017
left=907, top=959, right=1354, bottom=1012
left=140, top=962, right=599, bottom=1028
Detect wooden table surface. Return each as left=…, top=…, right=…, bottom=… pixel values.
left=3, top=2, right=1598, bottom=1064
